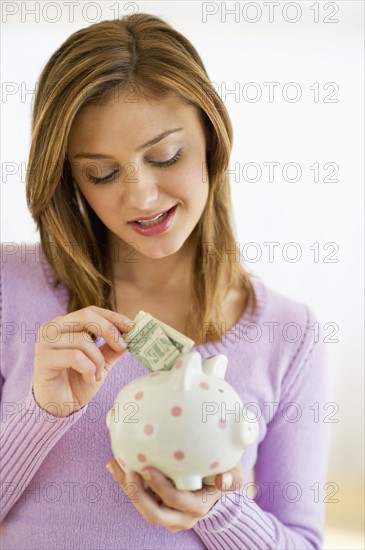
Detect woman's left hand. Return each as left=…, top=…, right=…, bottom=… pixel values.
left=105, top=459, right=244, bottom=532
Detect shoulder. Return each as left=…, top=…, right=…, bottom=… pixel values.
left=1, top=241, right=43, bottom=274
left=250, top=274, right=320, bottom=333
left=0, top=241, right=68, bottom=322
left=0, top=242, right=47, bottom=294
left=249, top=275, right=327, bottom=391
left=222, top=274, right=323, bottom=365
left=239, top=275, right=325, bottom=370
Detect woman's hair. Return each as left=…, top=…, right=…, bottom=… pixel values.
left=26, top=12, right=256, bottom=344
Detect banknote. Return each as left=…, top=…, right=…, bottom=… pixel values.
left=124, top=310, right=195, bottom=371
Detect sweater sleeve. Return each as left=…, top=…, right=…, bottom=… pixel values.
left=0, top=379, right=88, bottom=522
left=0, top=246, right=89, bottom=522
left=192, top=308, right=332, bottom=549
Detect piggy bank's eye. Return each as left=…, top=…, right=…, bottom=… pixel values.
left=218, top=389, right=224, bottom=393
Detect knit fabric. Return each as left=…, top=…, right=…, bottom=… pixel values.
left=0, top=243, right=331, bottom=549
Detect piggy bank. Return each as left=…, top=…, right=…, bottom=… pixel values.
left=106, top=351, right=259, bottom=490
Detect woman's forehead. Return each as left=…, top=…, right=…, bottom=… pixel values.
left=68, top=95, right=200, bottom=149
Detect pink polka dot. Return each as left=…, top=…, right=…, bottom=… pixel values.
left=171, top=406, right=182, bottom=417
left=200, top=382, right=210, bottom=390
left=218, top=420, right=227, bottom=429
left=137, top=453, right=146, bottom=462
left=210, top=461, right=219, bottom=469
left=135, top=391, right=144, bottom=400
left=173, top=451, right=185, bottom=460
left=175, top=359, right=183, bottom=369
left=144, top=424, right=153, bottom=435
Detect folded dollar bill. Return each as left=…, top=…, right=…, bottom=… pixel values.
left=123, top=310, right=195, bottom=371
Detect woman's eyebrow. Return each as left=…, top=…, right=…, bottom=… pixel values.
left=136, top=127, right=183, bottom=151
left=73, top=127, right=183, bottom=159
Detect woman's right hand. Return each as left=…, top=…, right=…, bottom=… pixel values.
left=33, top=305, right=133, bottom=417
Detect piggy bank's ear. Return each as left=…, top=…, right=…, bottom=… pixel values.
left=202, top=354, right=228, bottom=379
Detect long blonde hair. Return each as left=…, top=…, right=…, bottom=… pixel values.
left=26, top=13, right=256, bottom=343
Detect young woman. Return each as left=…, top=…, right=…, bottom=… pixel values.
left=0, top=13, right=331, bottom=550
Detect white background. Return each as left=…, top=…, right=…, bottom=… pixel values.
left=1, top=0, right=364, bottom=515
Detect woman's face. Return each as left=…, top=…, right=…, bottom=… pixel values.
left=67, top=91, right=210, bottom=260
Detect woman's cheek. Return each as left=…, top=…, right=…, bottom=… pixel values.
left=175, top=161, right=208, bottom=196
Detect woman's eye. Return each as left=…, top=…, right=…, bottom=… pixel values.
left=87, top=171, right=118, bottom=184
left=150, top=148, right=183, bottom=168
left=86, top=148, right=183, bottom=185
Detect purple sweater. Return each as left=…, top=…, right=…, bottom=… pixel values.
left=0, top=243, right=331, bottom=550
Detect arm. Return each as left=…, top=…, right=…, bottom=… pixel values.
left=192, top=309, right=332, bottom=549
left=0, top=250, right=88, bottom=522
left=0, top=377, right=88, bottom=522
left=0, top=246, right=129, bottom=522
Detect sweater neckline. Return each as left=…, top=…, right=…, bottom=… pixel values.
left=192, top=276, right=267, bottom=353
left=39, top=244, right=267, bottom=353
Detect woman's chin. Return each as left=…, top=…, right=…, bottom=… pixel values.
left=138, top=240, right=186, bottom=260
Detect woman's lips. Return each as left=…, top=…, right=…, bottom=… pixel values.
left=127, top=205, right=178, bottom=236
left=128, top=207, right=173, bottom=223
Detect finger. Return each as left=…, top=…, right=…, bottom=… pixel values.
left=139, top=468, right=208, bottom=517
left=35, top=348, right=99, bottom=384
left=215, top=465, right=244, bottom=492
left=40, top=332, right=126, bottom=382
left=45, top=307, right=132, bottom=354
left=128, top=471, right=188, bottom=527
left=97, top=341, right=128, bottom=377
left=54, top=306, right=133, bottom=332
left=69, top=331, right=128, bottom=380
left=106, top=461, right=187, bottom=527
left=85, top=306, right=134, bottom=333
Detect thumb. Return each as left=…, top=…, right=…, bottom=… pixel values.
left=98, top=341, right=128, bottom=372
left=215, top=464, right=244, bottom=492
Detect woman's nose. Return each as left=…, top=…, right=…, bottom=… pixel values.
left=122, top=166, right=159, bottom=210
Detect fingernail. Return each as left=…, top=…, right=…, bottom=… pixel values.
left=142, top=478, right=149, bottom=490
left=116, top=458, right=126, bottom=472
left=106, top=463, right=115, bottom=475
left=140, top=468, right=151, bottom=481
left=117, top=337, right=128, bottom=349
left=222, top=473, right=233, bottom=489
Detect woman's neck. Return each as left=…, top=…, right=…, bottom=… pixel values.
left=106, top=233, right=195, bottom=292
